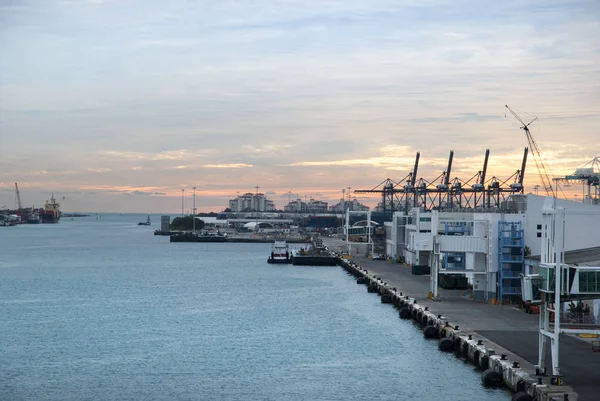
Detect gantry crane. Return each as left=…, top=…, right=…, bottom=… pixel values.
left=354, top=152, right=421, bottom=212
left=505, top=105, right=555, bottom=197
left=552, top=156, right=600, bottom=204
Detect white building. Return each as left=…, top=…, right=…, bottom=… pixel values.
left=330, top=198, right=369, bottom=213
left=284, top=198, right=329, bottom=213
left=229, top=192, right=276, bottom=212
left=383, top=194, right=600, bottom=304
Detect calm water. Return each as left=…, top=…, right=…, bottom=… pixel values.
left=1, top=214, right=509, bottom=401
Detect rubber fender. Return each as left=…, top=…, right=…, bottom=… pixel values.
left=516, top=379, right=526, bottom=393
left=461, top=342, right=469, bottom=356
left=480, top=355, right=489, bottom=370
left=421, top=315, right=428, bottom=327
left=399, top=308, right=411, bottom=319
left=423, top=325, right=437, bottom=339
left=439, top=338, right=454, bottom=352
left=440, top=328, right=447, bottom=338
left=427, top=318, right=434, bottom=326
left=367, top=283, right=378, bottom=293
left=473, top=350, right=481, bottom=366
left=411, top=309, right=417, bottom=318
left=511, top=392, right=533, bottom=401
left=453, top=337, right=462, bottom=353
left=481, top=369, right=502, bottom=387
left=381, top=294, right=393, bottom=304
left=356, top=277, right=368, bottom=285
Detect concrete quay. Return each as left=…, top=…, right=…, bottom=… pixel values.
left=324, top=240, right=599, bottom=401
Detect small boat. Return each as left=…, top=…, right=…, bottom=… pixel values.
left=267, top=240, right=293, bottom=264
left=138, top=215, right=151, bottom=226
left=0, top=215, right=18, bottom=226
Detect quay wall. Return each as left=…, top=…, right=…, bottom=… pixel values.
left=337, top=255, right=578, bottom=401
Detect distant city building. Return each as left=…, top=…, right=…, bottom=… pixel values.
left=329, top=198, right=369, bottom=212
left=284, top=198, right=305, bottom=212
left=229, top=192, right=276, bottom=212
left=283, top=198, right=329, bottom=213
left=308, top=199, right=328, bottom=213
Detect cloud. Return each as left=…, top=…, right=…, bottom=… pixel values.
left=102, top=150, right=190, bottom=162
left=88, top=167, right=111, bottom=173
left=202, top=163, right=254, bottom=169
left=1, top=0, right=598, bottom=212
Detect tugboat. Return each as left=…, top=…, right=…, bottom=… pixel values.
left=267, top=240, right=293, bottom=264
left=138, top=215, right=151, bottom=226
left=27, top=210, right=41, bottom=224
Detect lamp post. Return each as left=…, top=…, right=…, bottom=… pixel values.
left=181, top=189, right=184, bottom=217
left=193, top=187, right=196, bottom=232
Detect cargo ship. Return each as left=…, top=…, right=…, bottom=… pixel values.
left=39, top=195, right=61, bottom=223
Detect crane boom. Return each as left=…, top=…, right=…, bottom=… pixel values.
left=505, top=105, right=556, bottom=197
left=15, top=183, right=23, bottom=210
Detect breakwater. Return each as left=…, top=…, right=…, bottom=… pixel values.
left=336, top=256, right=577, bottom=401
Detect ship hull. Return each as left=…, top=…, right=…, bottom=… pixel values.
left=40, top=213, right=60, bottom=224
left=170, top=234, right=227, bottom=242
left=267, top=257, right=293, bottom=264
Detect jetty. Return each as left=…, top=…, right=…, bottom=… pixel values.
left=324, top=236, right=598, bottom=401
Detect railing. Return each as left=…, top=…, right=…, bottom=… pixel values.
left=501, top=255, right=524, bottom=263
left=500, top=237, right=524, bottom=247
left=501, top=286, right=522, bottom=295
left=559, top=312, right=599, bottom=325
left=501, top=271, right=522, bottom=279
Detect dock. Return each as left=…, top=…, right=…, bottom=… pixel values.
left=324, top=237, right=598, bottom=401
left=166, top=231, right=312, bottom=244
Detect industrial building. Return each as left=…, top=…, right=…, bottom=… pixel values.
left=380, top=194, right=600, bottom=304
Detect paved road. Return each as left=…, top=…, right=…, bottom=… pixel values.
left=324, top=238, right=600, bottom=401
left=478, top=330, right=599, bottom=401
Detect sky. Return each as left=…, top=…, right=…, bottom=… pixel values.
left=1, top=0, right=599, bottom=213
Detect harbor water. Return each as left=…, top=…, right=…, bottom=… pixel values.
left=1, top=214, right=510, bottom=401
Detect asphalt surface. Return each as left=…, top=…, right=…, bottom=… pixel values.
left=477, top=330, right=599, bottom=401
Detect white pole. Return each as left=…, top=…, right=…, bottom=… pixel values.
left=367, top=210, right=372, bottom=256
left=552, top=208, right=565, bottom=379
left=345, top=208, right=350, bottom=254
left=431, top=210, right=439, bottom=298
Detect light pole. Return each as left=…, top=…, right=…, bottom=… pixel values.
left=192, top=187, right=196, bottom=232
left=181, top=189, right=185, bottom=217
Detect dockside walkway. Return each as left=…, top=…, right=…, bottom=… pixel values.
left=323, top=238, right=599, bottom=401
